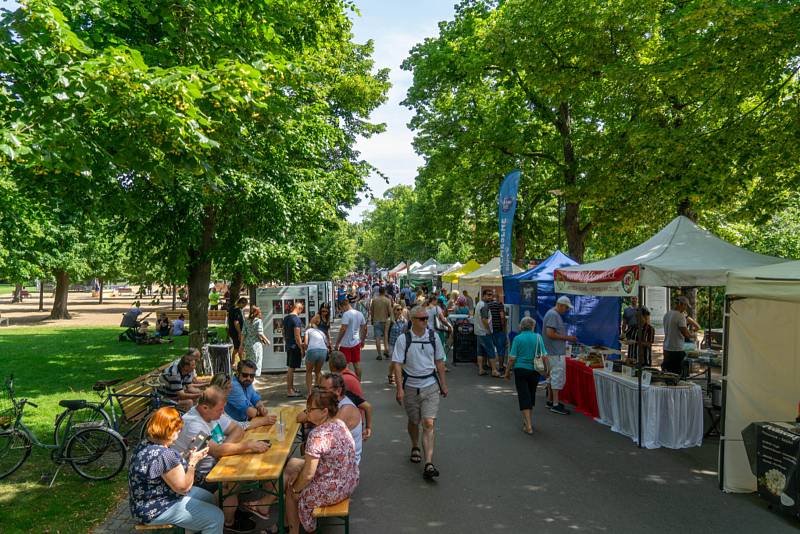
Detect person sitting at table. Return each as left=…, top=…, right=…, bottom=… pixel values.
left=158, top=355, right=203, bottom=411
left=224, top=360, right=271, bottom=423
left=210, top=373, right=276, bottom=430
left=283, top=389, right=359, bottom=534
left=327, top=351, right=363, bottom=397
left=503, top=316, right=545, bottom=434
left=128, top=406, right=223, bottom=533
left=172, top=386, right=273, bottom=531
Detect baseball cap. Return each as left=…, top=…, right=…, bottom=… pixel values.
left=556, top=296, right=573, bottom=308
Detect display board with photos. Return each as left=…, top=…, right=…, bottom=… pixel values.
left=256, top=285, right=311, bottom=372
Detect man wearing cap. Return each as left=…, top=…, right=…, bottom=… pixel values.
left=542, top=296, right=578, bottom=415
left=662, top=296, right=693, bottom=375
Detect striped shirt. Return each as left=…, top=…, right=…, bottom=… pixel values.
left=487, top=301, right=505, bottom=332
left=158, top=361, right=193, bottom=398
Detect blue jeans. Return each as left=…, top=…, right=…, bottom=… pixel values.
left=491, top=331, right=507, bottom=361
left=477, top=335, right=496, bottom=359
left=150, top=486, right=224, bottom=534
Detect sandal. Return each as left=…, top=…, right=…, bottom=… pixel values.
left=410, top=447, right=422, bottom=463
left=478, top=371, right=487, bottom=376
left=239, top=503, right=270, bottom=520
left=491, top=372, right=502, bottom=378
left=423, top=462, right=440, bottom=480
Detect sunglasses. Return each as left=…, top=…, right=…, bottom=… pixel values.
left=413, top=316, right=427, bottom=321
left=239, top=372, right=255, bottom=379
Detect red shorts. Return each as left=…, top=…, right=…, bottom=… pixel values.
left=340, top=344, right=362, bottom=364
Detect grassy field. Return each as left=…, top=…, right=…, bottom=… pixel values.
left=0, top=284, right=15, bottom=296
left=0, top=327, right=193, bottom=534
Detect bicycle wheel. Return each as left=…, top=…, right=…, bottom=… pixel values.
left=53, top=404, right=111, bottom=446
left=66, top=427, right=127, bottom=481
left=0, top=429, right=32, bottom=479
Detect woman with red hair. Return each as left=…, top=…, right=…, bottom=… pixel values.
left=128, top=407, right=223, bottom=533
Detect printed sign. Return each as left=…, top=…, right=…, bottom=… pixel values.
left=604, top=360, right=615, bottom=373
left=642, top=371, right=652, bottom=386
left=554, top=266, right=640, bottom=297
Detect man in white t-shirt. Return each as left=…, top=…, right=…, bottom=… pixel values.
left=172, top=386, right=271, bottom=529
left=335, top=298, right=367, bottom=380
left=392, top=305, right=447, bottom=481
left=473, top=289, right=500, bottom=377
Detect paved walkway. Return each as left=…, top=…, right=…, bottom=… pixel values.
left=95, top=340, right=797, bottom=533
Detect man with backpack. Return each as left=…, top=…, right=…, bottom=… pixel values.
left=391, top=305, right=448, bottom=481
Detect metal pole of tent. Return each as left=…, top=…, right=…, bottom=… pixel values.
left=718, top=294, right=734, bottom=491
left=706, top=286, right=712, bottom=349
left=637, top=284, right=644, bottom=449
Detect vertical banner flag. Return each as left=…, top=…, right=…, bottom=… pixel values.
left=498, top=169, right=521, bottom=276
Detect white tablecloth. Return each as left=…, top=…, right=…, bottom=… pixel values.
left=593, top=369, right=704, bottom=449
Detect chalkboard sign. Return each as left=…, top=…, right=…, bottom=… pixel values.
left=756, top=422, right=800, bottom=516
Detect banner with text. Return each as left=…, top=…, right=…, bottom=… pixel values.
left=554, top=265, right=640, bottom=297
left=498, top=170, right=521, bottom=277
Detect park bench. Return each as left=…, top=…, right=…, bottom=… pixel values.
left=313, top=498, right=350, bottom=533
left=161, top=309, right=227, bottom=324
left=112, top=362, right=172, bottom=427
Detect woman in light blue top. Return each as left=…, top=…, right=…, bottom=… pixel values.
left=504, top=316, right=547, bottom=434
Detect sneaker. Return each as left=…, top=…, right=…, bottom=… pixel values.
left=546, top=400, right=554, bottom=408
left=550, top=403, right=571, bottom=415
left=376, top=354, right=383, bottom=360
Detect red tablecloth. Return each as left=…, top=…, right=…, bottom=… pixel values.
left=560, top=357, right=600, bottom=418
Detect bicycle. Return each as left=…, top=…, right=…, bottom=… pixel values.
left=52, top=375, right=179, bottom=447
left=0, top=375, right=127, bottom=485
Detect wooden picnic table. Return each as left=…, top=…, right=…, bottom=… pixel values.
left=206, top=404, right=305, bottom=533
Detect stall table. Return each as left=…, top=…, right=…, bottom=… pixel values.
left=593, top=369, right=704, bottom=449
left=560, top=358, right=600, bottom=418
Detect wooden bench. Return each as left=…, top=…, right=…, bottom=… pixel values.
left=313, top=498, right=350, bottom=533
left=134, top=524, right=184, bottom=533
left=160, top=309, right=227, bottom=324
left=112, top=362, right=171, bottom=428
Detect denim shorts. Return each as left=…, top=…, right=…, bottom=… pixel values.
left=477, top=334, right=496, bottom=359
left=306, top=348, right=327, bottom=365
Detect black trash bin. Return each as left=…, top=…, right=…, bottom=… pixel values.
left=452, top=317, right=476, bottom=364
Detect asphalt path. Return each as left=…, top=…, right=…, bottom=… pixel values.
left=346, top=342, right=798, bottom=534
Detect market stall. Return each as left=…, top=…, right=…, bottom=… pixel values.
left=502, top=250, right=620, bottom=347
left=553, top=216, right=784, bottom=449
left=442, top=259, right=481, bottom=291
left=459, top=256, right=523, bottom=302
left=720, top=261, right=800, bottom=494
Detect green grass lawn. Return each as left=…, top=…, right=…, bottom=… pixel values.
left=0, top=284, right=15, bottom=296
left=0, top=327, right=199, bottom=534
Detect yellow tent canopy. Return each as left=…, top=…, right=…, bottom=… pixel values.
left=441, top=259, right=482, bottom=284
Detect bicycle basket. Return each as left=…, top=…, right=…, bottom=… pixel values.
left=0, top=377, right=16, bottom=428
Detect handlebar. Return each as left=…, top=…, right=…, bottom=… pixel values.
left=25, top=400, right=38, bottom=408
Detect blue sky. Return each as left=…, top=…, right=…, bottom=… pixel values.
left=0, top=0, right=456, bottom=221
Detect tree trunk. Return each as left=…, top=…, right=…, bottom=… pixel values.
left=187, top=210, right=216, bottom=348
left=555, top=102, right=590, bottom=262
left=98, top=278, right=104, bottom=304
left=11, top=283, right=23, bottom=303
left=229, top=272, right=244, bottom=309
left=50, top=270, right=71, bottom=319
left=677, top=198, right=697, bottom=221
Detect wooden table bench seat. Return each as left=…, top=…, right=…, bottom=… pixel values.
left=159, top=309, right=228, bottom=324
left=314, top=498, right=351, bottom=533
left=134, top=524, right=184, bottom=533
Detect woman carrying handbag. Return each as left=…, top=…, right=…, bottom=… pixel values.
left=504, top=316, right=547, bottom=434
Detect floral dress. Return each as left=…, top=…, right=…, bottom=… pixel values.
left=298, top=419, right=359, bottom=532
left=128, top=442, right=185, bottom=523
left=242, top=317, right=264, bottom=374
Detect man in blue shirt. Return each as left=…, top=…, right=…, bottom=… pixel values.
left=225, top=360, right=270, bottom=422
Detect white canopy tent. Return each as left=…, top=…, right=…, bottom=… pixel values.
left=721, top=261, right=800, bottom=493
left=460, top=256, right=523, bottom=298
left=388, top=262, right=406, bottom=275
left=555, top=216, right=783, bottom=296
left=394, top=261, right=421, bottom=277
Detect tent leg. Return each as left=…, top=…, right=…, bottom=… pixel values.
left=637, top=285, right=644, bottom=449
left=718, top=295, right=733, bottom=491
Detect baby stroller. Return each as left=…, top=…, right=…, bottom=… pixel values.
left=118, top=309, right=151, bottom=343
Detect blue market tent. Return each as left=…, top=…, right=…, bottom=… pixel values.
left=503, top=250, right=621, bottom=349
